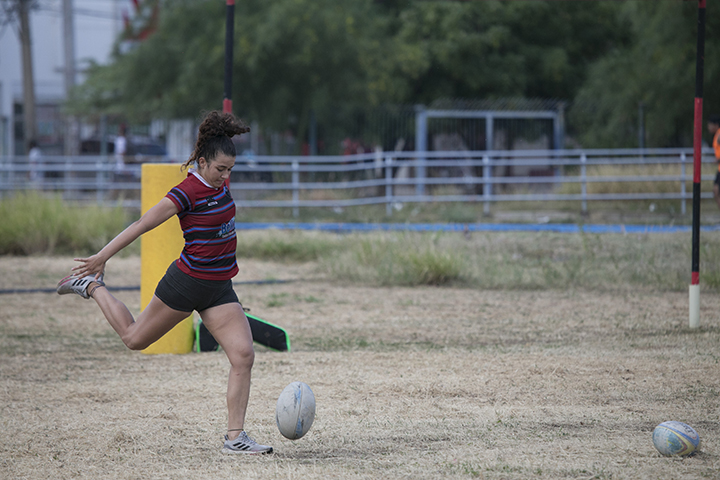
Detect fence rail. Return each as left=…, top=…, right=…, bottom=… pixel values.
left=0, top=148, right=716, bottom=215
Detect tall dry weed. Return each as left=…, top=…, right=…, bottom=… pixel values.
left=0, top=193, right=128, bottom=255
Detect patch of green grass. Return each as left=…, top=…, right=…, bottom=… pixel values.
left=248, top=229, right=720, bottom=292
left=304, top=336, right=373, bottom=351
left=0, top=192, right=130, bottom=255
left=233, top=189, right=714, bottom=227
left=301, top=295, right=322, bottom=303
left=401, top=247, right=464, bottom=286
left=326, top=233, right=466, bottom=286
left=299, top=335, right=447, bottom=352
left=266, top=292, right=289, bottom=307
left=9, top=190, right=720, bottom=292
left=442, top=461, right=484, bottom=478
left=236, top=232, right=342, bottom=262
left=264, top=292, right=324, bottom=308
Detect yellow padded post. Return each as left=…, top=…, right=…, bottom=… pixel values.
left=141, top=163, right=194, bottom=354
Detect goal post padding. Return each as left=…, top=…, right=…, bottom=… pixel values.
left=140, top=163, right=194, bottom=354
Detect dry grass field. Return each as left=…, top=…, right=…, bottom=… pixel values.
left=1, top=251, right=719, bottom=479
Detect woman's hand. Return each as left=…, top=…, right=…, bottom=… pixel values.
left=66, top=197, right=178, bottom=281
left=70, top=254, right=107, bottom=280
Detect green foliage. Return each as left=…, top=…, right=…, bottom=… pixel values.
left=69, top=0, right=229, bottom=122
left=68, top=1, right=628, bottom=144
left=0, top=193, right=129, bottom=255
left=235, top=231, right=342, bottom=262
left=570, top=1, right=719, bottom=148
left=68, top=0, right=713, bottom=149
left=391, top=1, right=628, bottom=103
left=325, top=233, right=465, bottom=286
left=70, top=0, right=385, bottom=130
left=240, top=229, right=720, bottom=292
left=4, top=195, right=719, bottom=292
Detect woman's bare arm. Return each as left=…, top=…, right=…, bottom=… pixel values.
left=71, top=197, right=180, bottom=279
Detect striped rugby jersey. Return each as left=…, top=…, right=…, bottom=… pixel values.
left=165, top=172, right=238, bottom=281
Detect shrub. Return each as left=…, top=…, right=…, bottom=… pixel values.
left=235, top=231, right=343, bottom=262
left=0, top=193, right=129, bottom=255
left=326, top=234, right=466, bottom=286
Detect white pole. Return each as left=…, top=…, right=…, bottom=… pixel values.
left=689, top=284, right=700, bottom=329
left=292, top=160, right=299, bottom=218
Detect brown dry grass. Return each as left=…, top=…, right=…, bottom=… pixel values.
left=1, top=254, right=719, bottom=479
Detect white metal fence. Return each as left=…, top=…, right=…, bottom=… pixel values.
left=0, top=148, right=716, bottom=215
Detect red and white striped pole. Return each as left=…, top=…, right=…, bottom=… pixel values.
left=223, top=0, right=235, bottom=114
left=690, top=0, right=706, bottom=329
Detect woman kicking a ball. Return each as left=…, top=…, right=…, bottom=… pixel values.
left=57, top=110, right=272, bottom=455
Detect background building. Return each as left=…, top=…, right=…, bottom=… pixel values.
left=0, top=0, right=126, bottom=155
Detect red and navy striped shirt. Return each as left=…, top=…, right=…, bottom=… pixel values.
left=165, top=172, right=238, bottom=281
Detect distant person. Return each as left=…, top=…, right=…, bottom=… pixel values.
left=56, top=111, right=272, bottom=455
left=28, top=139, right=41, bottom=184
left=709, top=115, right=720, bottom=211
left=114, top=124, right=128, bottom=174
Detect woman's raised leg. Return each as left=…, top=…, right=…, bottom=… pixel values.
left=91, top=285, right=190, bottom=351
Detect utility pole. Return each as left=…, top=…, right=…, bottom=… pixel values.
left=62, top=0, right=79, bottom=155
left=223, top=0, right=234, bottom=114
left=638, top=102, right=646, bottom=150
left=18, top=0, right=36, bottom=151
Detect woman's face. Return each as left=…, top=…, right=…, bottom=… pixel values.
left=197, top=153, right=235, bottom=188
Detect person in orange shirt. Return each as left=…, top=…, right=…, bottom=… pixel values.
left=709, top=115, right=720, bottom=210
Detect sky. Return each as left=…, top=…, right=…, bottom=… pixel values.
left=0, top=0, right=133, bottom=152
left=0, top=0, right=128, bottom=99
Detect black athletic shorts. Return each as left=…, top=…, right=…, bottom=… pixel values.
left=715, top=171, right=720, bottom=186
left=155, top=261, right=239, bottom=313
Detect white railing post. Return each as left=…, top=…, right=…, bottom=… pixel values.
left=680, top=152, right=687, bottom=216
left=64, top=156, right=73, bottom=201
left=4, top=148, right=702, bottom=212
left=483, top=154, right=491, bottom=215
left=580, top=153, right=588, bottom=214
left=96, top=158, right=104, bottom=204
left=292, top=160, right=299, bottom=218
left=385, top=156, right=393, bottom=216
left=0, top=155, right=6, bottom=198
left=415, top=105, right=427, bottom=196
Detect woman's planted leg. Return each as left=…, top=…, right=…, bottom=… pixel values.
left=200, top=302, right=272, bottom=454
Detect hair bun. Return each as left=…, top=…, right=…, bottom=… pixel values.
left=197, top=111, right=250, bottom=140
left=182, top=110, right=251, bottom=169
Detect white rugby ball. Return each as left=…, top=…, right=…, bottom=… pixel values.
left=652, top=421, right=700, bottom=456
left=275, top=381, right=316, bottom=440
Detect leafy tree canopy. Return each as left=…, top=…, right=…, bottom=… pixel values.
left=69, top=0, right=631, bottom=146
left=390, top=1, right=629, bottom=103
left=570, top=1, right=720, bottom=148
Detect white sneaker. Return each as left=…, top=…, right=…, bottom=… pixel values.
left=56, top=274, right=105, bottom=299
left=221, top=431, right=273, bottom=455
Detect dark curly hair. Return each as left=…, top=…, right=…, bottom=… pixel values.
left=182, top=111, right=250, bottom=170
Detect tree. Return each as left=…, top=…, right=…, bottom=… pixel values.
left=385, top=1, right=629, bottom=104
left=70, top=1, right=383, bottom=130
left=569, top=1, right=720, bottom=148
left=1, top=0, right=38, bottom=151
left=68, top=0, right=632, bottom=151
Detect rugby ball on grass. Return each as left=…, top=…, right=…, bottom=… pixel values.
left=652, top=421, right=700, bottom=456
left=275, top=381, right=315, bottom=440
